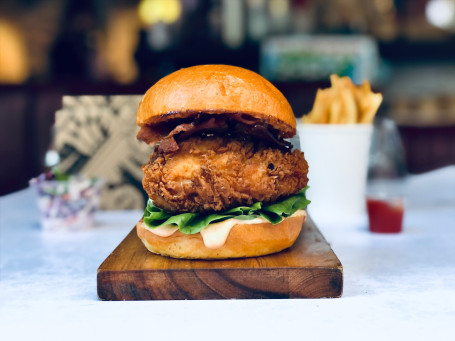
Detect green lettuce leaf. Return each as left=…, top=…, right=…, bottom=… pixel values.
left=143, top=186, right=310, bottom=234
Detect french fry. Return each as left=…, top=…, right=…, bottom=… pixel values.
left=359, top=93, right=383, bottom=124
left=302, top=113, right=313, bottom=124
left=340, top=87, right=358, bottom=124
left=330, top=75, right=357, bottom=124
left=309, top=89, right=330, bottom=123
left=354, top=81, right=372, bottom=116
left=330, top=74, right=340, bottom=88
left=329, top=97, right=342, bottom=124
left=360, top=80, right=371, bottom=94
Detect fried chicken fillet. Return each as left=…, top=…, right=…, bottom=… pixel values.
left=142, top=136, right=309, bottom=213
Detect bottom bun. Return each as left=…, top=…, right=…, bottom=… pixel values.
left=136, top=213, right=306, bottom=259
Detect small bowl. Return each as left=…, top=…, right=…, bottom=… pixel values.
left=29, top=173, right=103, bottom=231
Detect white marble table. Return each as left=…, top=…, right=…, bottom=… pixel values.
left=1, top=167, right=454, bottom=341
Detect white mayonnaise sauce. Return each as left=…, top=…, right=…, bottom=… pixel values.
left=146, top=224, right=179, bottom=237
left=200, top=217, right=266, bottom=249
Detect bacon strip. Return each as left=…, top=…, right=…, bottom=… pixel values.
left=138, top=114, right=290, bottom=152
left=236, top=123, right=292, bottom=150
left=178, top=117, right=228, bottom=139
left=157, top=137, right=179, bottom=153
left=137, top=125, right=167, bottom=144
left=231, top=113, right=259, bottom=125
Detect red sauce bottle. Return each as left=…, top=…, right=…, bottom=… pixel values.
left=366, top=197, right=404, bottom=233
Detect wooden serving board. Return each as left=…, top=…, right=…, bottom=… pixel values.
left=97, top=217, right=343, bottom=300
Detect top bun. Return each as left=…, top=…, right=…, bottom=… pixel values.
left=137, top=65, right=296, bottom=137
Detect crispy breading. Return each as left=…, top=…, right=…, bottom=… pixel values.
left=142, top=136, right=309, bottom=213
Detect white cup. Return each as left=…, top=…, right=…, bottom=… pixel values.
left=297, top=123, right=373, bottom=222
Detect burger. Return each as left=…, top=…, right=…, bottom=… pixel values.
left=135, top=65, right=310, bottom=259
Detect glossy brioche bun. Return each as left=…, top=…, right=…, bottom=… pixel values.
left=137, top=65, right=296, bottom=138
left=136, top=213, right=306, bottom=259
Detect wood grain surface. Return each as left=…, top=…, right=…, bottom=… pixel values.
left=97, top=217, right=343, bottom=300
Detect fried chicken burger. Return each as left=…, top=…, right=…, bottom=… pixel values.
left=136, top=65, right=310, bottom=259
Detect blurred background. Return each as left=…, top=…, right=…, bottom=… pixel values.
left=1, top=0, right=455, bottom=196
